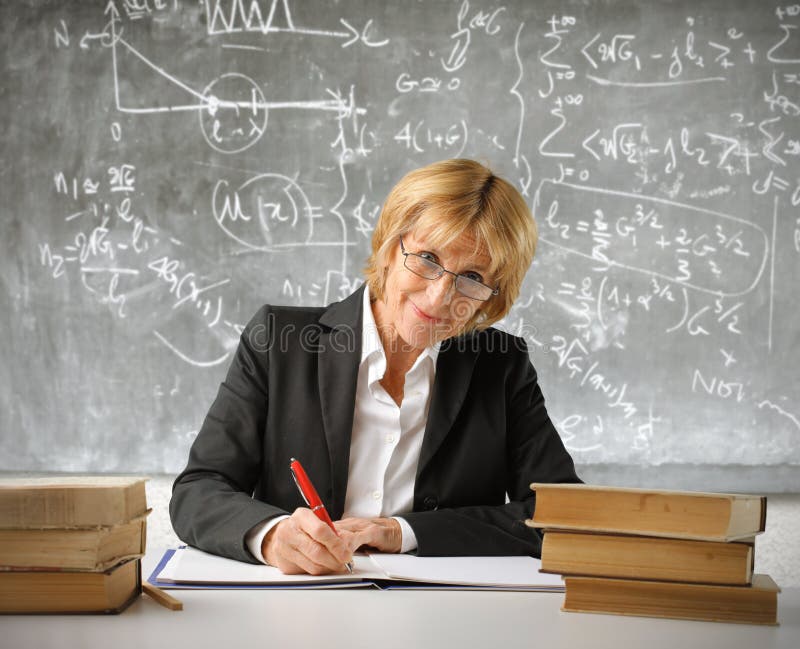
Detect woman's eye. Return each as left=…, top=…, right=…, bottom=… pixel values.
left=462, top=271, right=484, bottom=283
left=419, top=251, right=438, bottom=262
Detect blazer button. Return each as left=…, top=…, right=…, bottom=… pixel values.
left=423, top=496, right=438, bottom=511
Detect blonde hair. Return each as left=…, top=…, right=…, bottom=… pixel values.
left=365, top=159, right=537, bottom=333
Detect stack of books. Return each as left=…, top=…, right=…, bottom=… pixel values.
left=0, top=476, right=149, bottom=614
left=527, top=483, right=779, bottom=625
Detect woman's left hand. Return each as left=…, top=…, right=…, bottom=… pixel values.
left=335, top=517, right=403, bottom=553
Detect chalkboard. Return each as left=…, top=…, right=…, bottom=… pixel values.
left=2, top=0, right=798, bottom=492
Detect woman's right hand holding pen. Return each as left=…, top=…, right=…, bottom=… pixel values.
left=261, top=508, right=354, bottom=575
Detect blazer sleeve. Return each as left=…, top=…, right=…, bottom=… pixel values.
left=403, top=338, right=581, bottom=557
left=169, top=306, right=288, bottom=564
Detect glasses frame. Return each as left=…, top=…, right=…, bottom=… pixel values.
left=399, top=236, right=499, bottom=302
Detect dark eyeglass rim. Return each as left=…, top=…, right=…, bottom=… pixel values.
left=398, top=235, right=499, bottom=301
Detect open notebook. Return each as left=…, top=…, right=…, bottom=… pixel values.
left=150, top=547, right=564, bottom=591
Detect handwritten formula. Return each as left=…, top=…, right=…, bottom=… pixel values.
left=3, top=0, right=798, bottom=486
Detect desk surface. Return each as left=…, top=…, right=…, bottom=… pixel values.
left=4, top=551, right=799, bottom=649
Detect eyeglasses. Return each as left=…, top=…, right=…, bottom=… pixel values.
left=399, top=236, right=499, bottom=301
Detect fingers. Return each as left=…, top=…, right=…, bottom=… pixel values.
left=334, top=517, right=402, bottom=553
left=333, top=517, right=362, bottom=533
left=262, top=509, right=353, bottom=575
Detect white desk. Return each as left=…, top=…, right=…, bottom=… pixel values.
left=4, top=550, right=799, bottom=649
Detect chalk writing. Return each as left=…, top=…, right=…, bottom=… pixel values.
left=9, top=0, right=799, bottom=477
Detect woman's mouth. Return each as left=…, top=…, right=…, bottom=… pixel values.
left=411, top=302, right=442, bottom=323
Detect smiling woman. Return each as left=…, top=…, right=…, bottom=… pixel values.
left=370, top=231, right=493, bottom=354
left=170, top=159, right=581, bottom=576
left=365, top=159, right=537, bottom=335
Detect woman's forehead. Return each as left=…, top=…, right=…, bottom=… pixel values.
left=406, top=227, right=492, bottom=267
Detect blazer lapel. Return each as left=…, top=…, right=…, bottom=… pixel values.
left=317, top=285, right=364, bottom=519
left=417, top=335, right=479, bottom=478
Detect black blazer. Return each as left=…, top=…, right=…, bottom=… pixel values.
left=170, top=286, right=580, bottom=563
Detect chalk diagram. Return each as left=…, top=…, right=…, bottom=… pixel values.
left=84, top=0, right=390, bottom=267
left=98, top=0, right=377, bottom=154
left=70, top=0, right=394, bottom=367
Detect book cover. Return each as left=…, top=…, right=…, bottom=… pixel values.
left=541, top=530, right=753, bottom=585
left=527, top=483, right=766, bottom=541
left=0, top=516, right=147, bottom=571
left=0, top=477, right=148, bottom=529
left=562, top=573, right=779, bottom=625
left=0, top=559, right=141, bottom=614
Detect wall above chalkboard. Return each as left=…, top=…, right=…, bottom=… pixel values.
left=2, top=0, right=798, bottom=491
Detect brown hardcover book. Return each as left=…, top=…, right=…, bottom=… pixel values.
left=527, top=483, right=766, bottom=541
left=562, top=573, right=779, bottom=625
left=0, top=516, right=147, bottom=571
left=541, top=530, right=754, bottom=585
left=0, top=477, right=148, bottom=529
left=0, top=559, right=141, bottom=614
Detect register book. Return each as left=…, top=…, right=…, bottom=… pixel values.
left=150, top=546, right=564, bottom=591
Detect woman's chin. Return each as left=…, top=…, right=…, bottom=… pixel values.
left=402, top=324, right=453, bottom=350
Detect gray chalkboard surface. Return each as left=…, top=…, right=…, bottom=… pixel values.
left=2, top=1, right=798, bottom=491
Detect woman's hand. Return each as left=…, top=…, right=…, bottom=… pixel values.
left=335, top=517, right=403, bottom=553
left=261, top=508, right=353, bottom=575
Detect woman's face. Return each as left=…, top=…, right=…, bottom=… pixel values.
left=372, top=229, right=493, bottom=352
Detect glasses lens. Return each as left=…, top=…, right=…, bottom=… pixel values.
left=455, top=276, right=493, bottom=301
left=402, top=244, right=495, bottom=301
left=405, top=254, right=443, bottom=280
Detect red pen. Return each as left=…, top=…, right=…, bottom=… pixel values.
left=289, top=458, right=354, bottom=573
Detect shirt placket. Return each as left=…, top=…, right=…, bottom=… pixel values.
left=368, top=379, right=400, bottom=517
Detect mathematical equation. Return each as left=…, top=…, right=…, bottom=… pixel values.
left=20, top=0, right=799, bottom=472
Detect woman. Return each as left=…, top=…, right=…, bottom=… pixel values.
left=170, top=159, right=580, bottom=575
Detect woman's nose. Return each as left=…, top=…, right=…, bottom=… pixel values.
left=426, top=272, right=456, bottom=305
